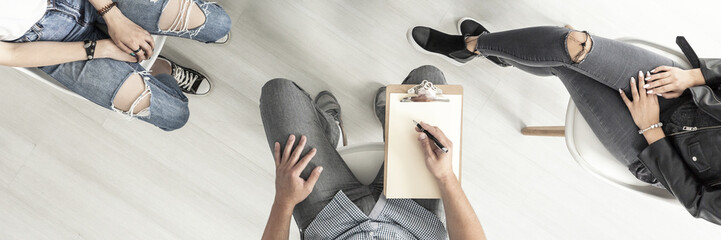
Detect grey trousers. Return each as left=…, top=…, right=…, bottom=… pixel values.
left=475, top=26, right=686, bottom=184
left=259, top=65, right=445, bottom=230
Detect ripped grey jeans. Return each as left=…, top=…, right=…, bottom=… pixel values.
left=10, top=0, right=231, bottom=131
left=475, top=26, right=685, bottom=185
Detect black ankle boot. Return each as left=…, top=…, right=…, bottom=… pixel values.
left=408, top=26, right=478, bottom=66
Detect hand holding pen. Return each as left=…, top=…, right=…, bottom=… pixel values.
left=414, top=120, right=448, bottom=152
left=414, top=121, right=455, bottom=181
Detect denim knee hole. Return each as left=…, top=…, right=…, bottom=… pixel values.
left=111, top=72, right=152, bottom=118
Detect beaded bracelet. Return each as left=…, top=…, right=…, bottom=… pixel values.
left=98, top=2, right=117, bottom=16
left=638, top=122, right=663, bottom=135
left=83, top=40, right=97, bottom=60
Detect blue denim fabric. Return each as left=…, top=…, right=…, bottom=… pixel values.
left=11, top=0, right=231, bottom=131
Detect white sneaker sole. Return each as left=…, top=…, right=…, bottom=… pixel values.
left=193, top=78, right=213, bottom=96
left=406, top=27, right=466, bottom=67
left=457, top=17, right=483, bottom=36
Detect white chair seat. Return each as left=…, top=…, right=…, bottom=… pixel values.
left=14, top=35, right=167, bottom=100
left=337, top=142, right=385, bottom=185
left=565, top=100, right=676, bottom=201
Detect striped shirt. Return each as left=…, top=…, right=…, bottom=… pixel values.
left=304, top=191, right=447, bottom=239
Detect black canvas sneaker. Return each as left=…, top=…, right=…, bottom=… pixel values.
left=158, top=56, right=212, bottom=95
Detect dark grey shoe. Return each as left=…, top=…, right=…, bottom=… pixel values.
left=314, top=91, right=347, bottom=146
left=374, top=87, right=387, bottom=141
left=407, top=26, right=478, bottom=66
left=374, top=87, right=386, bottom=126
left=456, top=17, right=510, bottom=67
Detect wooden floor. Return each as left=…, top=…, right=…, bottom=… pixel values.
left=2, top=0, right=721, bottom=239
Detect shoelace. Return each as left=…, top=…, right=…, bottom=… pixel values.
left=172, top=64, right=200, bottom=90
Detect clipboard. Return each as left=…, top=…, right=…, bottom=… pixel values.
left=383, top=83, right=463, bottom=199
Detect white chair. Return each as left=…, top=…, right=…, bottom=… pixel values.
left=523, top=38, right=692, bottom=202
left=338, top=142, right=385, bottom=185
left=13, top=35, right=168, bottom=100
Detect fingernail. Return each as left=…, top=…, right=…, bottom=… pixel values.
left=639, top=70, right=643, bottom=76
left=618, top=89, right=623, bottom=93
left=650, top=69, right=656, bottom=73
left=646, top=71, right=651, bottom=76
left=643, top=84, right=650, bottom=88
left=318, top=167, right=324, bottom=173
left=631, top=77, right=635, bottom=83
left=647, top=90, right=653, bottom=94
left=418, top=133, right=427, bottom=140
left=656, top=93, right=662, bottom=96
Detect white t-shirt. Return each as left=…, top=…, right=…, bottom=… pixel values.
left=0, top=0, right=47, bottom=41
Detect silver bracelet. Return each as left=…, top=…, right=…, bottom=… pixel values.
left=638, top=122, right=663, bottom=135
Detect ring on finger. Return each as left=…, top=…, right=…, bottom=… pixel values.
left=133, top=48, right=142, bottom=53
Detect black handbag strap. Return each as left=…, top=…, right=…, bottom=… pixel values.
left=676, top=36, right=701, bottom=68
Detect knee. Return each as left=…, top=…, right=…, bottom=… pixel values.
left=409, top=65, right=446, bottom=85
left=213, top=5, right=232, bottom=38
left=414, top=65, right=442, bottom=73
left=260, top=78, right=310, bottom=107
left=113, top=73, right=189, bottom=131
left=262, top=78, right=302, bottom=96
left=201, top=3, right=232, bottom=41
left=565, top=30, right=593, bottom=63
left=113, top=74, right=151, bottom=116
left=158, top=101, right=190, bottom=131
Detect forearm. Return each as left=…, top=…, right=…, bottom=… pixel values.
left=261, top=202, right=294, bottom=240
left=87, top=0, right=124, bottom=24
left=438, top=175, right=486, bottom=240
left=690, top=68, right=706, bottom=86
left=0, top=41, right=87, bottom=67
left=87, top=0, right=113, bottom=10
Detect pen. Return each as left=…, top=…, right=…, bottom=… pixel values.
left=413, top=120, right=448, bottom=153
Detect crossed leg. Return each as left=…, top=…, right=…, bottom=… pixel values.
left=113, top=0, right=230, bottom=43
left=259, top=79, right=376, bottom=230
left=462, top=26, right=686, bottom=183
left=158, top=0, right=207, bottom=32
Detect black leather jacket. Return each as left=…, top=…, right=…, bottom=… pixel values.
left=637, top=37, right=721, bottom=225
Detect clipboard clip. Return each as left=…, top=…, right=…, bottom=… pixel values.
left=401, top=80, right=450, bottom=102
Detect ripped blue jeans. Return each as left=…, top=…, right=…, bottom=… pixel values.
left=11, top=0, right=231, bottom=131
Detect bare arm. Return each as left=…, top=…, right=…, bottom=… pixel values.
left=416, top=122, right=486, bottom=240
left=261, top=202, right=294, bottom=240
left=261, top=135, right=323, bottom=240
left=438, top=174, right=486, bottom=240
left=86, top=0, right=113, bottom=9
left=0, top=40, right=134, bottom=68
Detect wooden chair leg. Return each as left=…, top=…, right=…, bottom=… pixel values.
left=522, top=126, right=565, bottom=137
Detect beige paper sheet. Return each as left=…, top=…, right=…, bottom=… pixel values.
left=385, top=93, right=462, bottom=199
